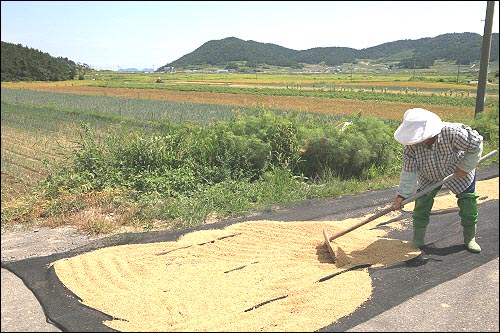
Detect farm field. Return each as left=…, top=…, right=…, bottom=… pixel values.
left=0, top=84, right=479, bottom=121
left=3, top=70, right=499, bottom=93
left=2, top=75, right=497, bottom=122
left=1, top=72, right=499, bottom=234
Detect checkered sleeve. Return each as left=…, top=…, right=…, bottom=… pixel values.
left=402, top=145, right=418, bottom=173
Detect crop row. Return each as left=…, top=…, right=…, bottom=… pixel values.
left=1, top=88, right=240, bottom=125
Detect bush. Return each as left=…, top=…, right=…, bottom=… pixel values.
left=297, top=116, right=400, bottom=179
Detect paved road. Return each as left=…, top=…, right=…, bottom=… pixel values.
left=2, top=268, right=61, bottom=332
left=347, top=258, right=499, bottom=332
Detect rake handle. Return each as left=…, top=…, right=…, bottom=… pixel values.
left=327, top=149, right=498, bottom=242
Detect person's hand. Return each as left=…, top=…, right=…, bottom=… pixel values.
left=392, top=195, right=405, bottom=210
left=455, top=167, right=468, bottom=178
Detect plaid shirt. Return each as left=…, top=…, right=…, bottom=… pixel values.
left=398, top=122, right=483, bottom=196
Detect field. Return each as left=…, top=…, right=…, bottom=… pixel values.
left=1, top=70, right=499, bottom=233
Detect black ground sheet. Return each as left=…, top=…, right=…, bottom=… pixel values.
left=2, top=165, right=498, bottom=332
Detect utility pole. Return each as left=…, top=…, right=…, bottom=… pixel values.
left=475, top=1, right=495, bottom=117
left=413, top=57, right=416, bottom=81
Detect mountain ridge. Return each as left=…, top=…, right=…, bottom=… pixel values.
left=2, top=32, right=498, bottom=82
left=158, top=33, right=499, bottom=71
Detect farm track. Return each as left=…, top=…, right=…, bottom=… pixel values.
left=2, top=84, right=478, bottom=121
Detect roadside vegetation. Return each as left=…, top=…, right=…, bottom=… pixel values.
left=1, top=72, right=498, bottom=236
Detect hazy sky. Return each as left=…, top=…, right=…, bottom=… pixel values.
left=2, top=1, right=499, bottom=70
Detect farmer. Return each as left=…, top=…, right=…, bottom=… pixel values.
left=392, top=108, right=483, bottom=253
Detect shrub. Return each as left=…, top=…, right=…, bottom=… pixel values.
left=297, top=116, right=400, bottom=180
left=474, top=108, right=499, bottom=145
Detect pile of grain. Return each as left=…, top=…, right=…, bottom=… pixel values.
left=53, top=177, right=498, bottom=331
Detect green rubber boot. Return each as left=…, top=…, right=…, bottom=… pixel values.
left=457, top=192, right=481, bottom=253
left=412, top=227, right=427, bottom=248
left=463, top=225, right=481, bottom=253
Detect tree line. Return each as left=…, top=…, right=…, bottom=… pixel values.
left=1, top=41, right=91, bottom=82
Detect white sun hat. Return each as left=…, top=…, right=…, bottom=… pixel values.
left=394, top=108, right=443, bottom=145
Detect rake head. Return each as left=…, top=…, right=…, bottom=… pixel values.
left=323, top=229, right=337, bottom=263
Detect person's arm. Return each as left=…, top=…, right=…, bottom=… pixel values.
left=454, top=125, right=483, bottom=176
left=393, top=170, right=418, bottom=209
left=393, top=145, right=419, bottom=209
left=457, top=141, right=483, bottom=174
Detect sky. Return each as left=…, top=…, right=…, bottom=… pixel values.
left=2, top=1, right=499, bottom=70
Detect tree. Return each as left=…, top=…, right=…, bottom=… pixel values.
left=77, top=63, right=92, bottom=80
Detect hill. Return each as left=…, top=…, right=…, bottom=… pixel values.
left=157, top=33, right=499, bottom=72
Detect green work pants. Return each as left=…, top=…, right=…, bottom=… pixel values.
left=412, top=186, right=479, bottom=228
left=412, top=186, right=441, bottom=229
